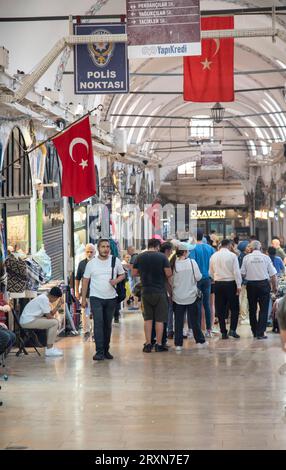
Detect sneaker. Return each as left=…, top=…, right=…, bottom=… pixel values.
left=83, top=332, right=90, bottom=341
left=187, top=329, right=194, bottom=339
left=143, top=343, right=152, bottom=353
left=71, top=330, right=79, bottom=336
left=211, top=327, right=220, bottom=335
left=155, top=344, right=168, bottom=352
left=175, top=346, right=183, bottom=351
left=104, top=352, right=114, bottom=360
left=229, top=330, right=240, bottom=339
left=45, top=347, right=63, bottom=357
left=196, top=341, right=209, bottom=348
left=205, top=330, right=213, bottom=338
left=167, top=332, right=174, bottom=339
left=222, top=333, right=229, bottom=340
left=93, top=353, right=104, bottom=361
left=183, top=329, right=188, bottom=339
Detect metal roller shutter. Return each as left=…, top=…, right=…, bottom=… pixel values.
left=43, top=224, right=64, bottom=280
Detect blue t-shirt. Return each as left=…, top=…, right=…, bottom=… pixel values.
left=189, top=243, right=215, bottom=279
left=270, top=256, right=285, bottom=276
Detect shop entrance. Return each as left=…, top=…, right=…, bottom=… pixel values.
left=197, top=219, right=234, bottom=240
left=0, top=127, right=32, bottom=255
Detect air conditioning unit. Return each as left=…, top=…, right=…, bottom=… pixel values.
left=0, top=47, right=9, bottom=69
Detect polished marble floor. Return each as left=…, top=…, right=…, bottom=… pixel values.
left=1, top=313, right=286, bottom=450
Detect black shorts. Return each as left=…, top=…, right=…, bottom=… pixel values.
left=142, top=293, right=168, bottom=323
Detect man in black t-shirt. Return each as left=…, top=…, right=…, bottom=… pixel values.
left=75, top=243, right=95, bottom=340
left=133, top=238, right=172, bottom=353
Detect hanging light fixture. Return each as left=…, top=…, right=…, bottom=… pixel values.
left=211, top=102, right=225, bottom=124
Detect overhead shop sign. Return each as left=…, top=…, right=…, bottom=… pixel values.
left=200, top=143, right=223, bottom=170
left=74, top=23, right=129, bottom=94
left=126, top=0, right=201, bottom=58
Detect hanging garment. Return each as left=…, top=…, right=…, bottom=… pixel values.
left=5, top=254, right=28, bottom=295
left=25, top=258, right=45, bottom=292
left=33, top=247, right=52, bottom=281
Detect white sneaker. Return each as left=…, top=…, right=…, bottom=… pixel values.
left=183, top=329, right=188, bottom=337
left=205, top=330, right=213, bottom=338
left=175, top=346, right=183, bottom=351
left=187, top=329, right=193, bottom=339
left=45, top=347, right=64, bottom=357
left=211, top=327, right=220, bottom=335
left=196, top=341, right=209, bottom=349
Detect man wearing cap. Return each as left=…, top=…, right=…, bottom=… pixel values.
left=20, top=286, right=64, bottom=357
left=189, top=229, right=215, bottom=337
left=241, top=240, right=278, bottom=339
left=209, top=239, right=242, bottom=339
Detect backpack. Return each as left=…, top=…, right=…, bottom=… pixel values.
left=111, top=256, right=126, bottom=303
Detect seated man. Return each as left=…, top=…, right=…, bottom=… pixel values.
left=20, top=286, right=64, bottom=357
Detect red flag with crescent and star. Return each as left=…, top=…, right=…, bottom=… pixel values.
left=52, top=116, right=97, bottom=203
left=184, top=16, right=234, bottom=102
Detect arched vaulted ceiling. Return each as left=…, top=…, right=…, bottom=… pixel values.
left=99, top=0, right=286, bottom=187
left=1, top=0, right=286, bottom=198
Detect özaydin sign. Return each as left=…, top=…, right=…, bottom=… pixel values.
left=74, top=23, right=129, bottom=94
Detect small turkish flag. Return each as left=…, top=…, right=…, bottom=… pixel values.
left=52, top=116, right=96, bottom=203
left=184, top=17, right=234, bottom=102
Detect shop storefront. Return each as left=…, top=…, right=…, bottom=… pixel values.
left=0, top=127, right=32, bottom=255
left=190, top=208, right=250, bottom=240
left=42, top=144, right=64, bottom=280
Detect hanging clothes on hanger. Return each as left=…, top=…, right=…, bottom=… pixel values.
left=5, top=253, right=28, bottom=297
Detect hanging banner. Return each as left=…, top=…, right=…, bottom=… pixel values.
left=74, top=23, right=129, bottom=94
left=127, top=0, right=201, bottom=59
left=200, top=143, right=223, bottom=170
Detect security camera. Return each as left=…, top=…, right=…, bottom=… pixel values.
left=143, top=159, right=148, bottom=165
left=119, top=152, right=126, bottom=157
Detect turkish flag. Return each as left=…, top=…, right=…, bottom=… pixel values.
left=52, top=116, right=96, bottom=203
left=184, top=16, right=234, bottom=102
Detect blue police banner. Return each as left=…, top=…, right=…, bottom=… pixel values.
left=74, top=23, right=129, bottom=94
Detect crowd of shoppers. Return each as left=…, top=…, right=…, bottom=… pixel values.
left=4, top=231, right=286, bottom=362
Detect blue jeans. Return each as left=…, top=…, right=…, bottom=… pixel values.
left=167, top=299, right=174, bottom=333
left=197, top=278, right=212, bottom=330
left=90, top=297, right=117, bottom=355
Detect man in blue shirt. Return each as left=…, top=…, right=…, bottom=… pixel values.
left=189, top=229, right=215, bottom=337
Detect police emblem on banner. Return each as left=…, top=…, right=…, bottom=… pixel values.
left=74, top=23, right=129, bottom=95
left=87, top=29, right=115, bottom=68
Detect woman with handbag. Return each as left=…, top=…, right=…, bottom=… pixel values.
left=170, top=243, right=207, bottom=351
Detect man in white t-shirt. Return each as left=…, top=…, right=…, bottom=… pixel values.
left=81, top=239, right=125, bottom=361
left=20, top=286, right=64, bottom=357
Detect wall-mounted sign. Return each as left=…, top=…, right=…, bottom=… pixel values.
left=201, top=143, right=223, bottom=170
left=74, top=23, right=129, bottom=94
left=190, top=209, right=226, bottom=220
left=127, top=0, right=201, bottom=58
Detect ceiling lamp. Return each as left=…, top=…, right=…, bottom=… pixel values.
left=211, top=102, right=225, bottom=124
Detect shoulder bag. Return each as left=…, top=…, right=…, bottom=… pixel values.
left=189, top=259, right=202, bottom=302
